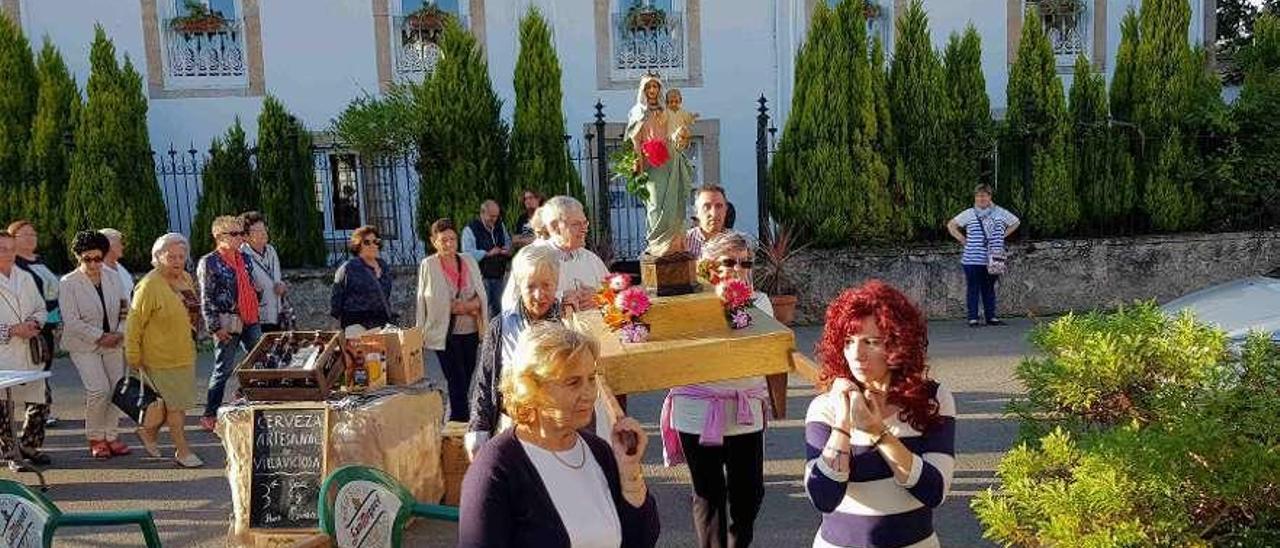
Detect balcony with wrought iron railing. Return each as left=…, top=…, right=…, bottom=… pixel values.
left=611, top=10, right=687, bottom=80
left=162, top=19, right=248, bottom=89
left=1032, top=0, right=1087, bottom=64
left=392, top=13, right=469, bottom=80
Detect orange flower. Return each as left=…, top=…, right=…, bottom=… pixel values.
left=596, top=287, right=617, bottom=308
left=603, top=308, right=630, bottom=330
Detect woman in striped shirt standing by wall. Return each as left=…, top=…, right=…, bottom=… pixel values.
left=803, top=281, right=956, bottom=547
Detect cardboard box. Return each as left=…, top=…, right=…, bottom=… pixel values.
left=356, top=326, right=425, bottom=386
left=441, top=421, right=469, bottom=506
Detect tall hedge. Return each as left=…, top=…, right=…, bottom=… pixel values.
left=190, top=119, right=258, bottom=254
left=1005, top=7, right=1077, bottom=236
left=257, top=96, right=325, bottom=267
left=1068, top=55, right=1135, bottom=233
left=1231, top=13, right=1280, bottom=228
left=510, top=7, right=581, bottom=217
left=1109, top=10, right=1140, bottom=124
left=65, top=27, right=167, bottom=269
left=769, top=0, right=896, bottom=246
left=0, top=16, right=36, bottom=224
left=414, top=19, right=510, bottom=242
left=889, top=0, right=952, bottom=237
left=28, top=39, right=79, bottom=271
left=942, top=25, right=992, bottom=220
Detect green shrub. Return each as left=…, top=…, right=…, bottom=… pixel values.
left=190, top=119, right=258, bottom=255
left=330, top=85, right=417, bottom=161
left=942, top=25, right=992, bottom=218
left=511, top=7, right=581, bottom=217
left=257, top=96, right=325, bottom=267
left=1069, top=55, right=1136, bottom=233
left=889, top=0, right=951, bottom=237
left=977, top=307, right=1280, bottom=546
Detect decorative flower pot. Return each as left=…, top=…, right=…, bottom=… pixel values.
left=768, top=294, right=798, bottom=326
left=628, top=11, right=665, bottom=32
left=406, top=12, right=445, bottom=32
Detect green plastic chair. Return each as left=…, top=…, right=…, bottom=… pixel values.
left=0, top=479, right=162, bottom=547
left=317, top=465, right=458, bottom=548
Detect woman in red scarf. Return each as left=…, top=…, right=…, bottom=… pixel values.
left=416, top=219, right=489, bottom=422
left=196, top=216, right=262, bottom=433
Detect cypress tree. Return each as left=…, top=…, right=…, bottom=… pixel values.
left=191, top=119, right=258, bottom=255
left=257, top=96, right=325, bottom=267
left=0, top=16, right=37, bottom=224
left=889, top=0, right=952, bottom=238
left=1110, top=10, right=1140, bottom=124
left=1232, top=13, right=1280, bottom=228
left=510, top=7, right=581, bottom=218
left=942, top=25, right=992, bottom=223
left=414, top=19, right=510, bottom=242
left=1069, top=54, right=1134, bottom=232
left=28, top=39, right=79, bottom=270
left=117, top=57, right=169, bottom=267
left=1005, top=6, right=1078, bottom=236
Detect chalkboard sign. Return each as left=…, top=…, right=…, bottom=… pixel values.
left=249, top=406, right=328, bottom=530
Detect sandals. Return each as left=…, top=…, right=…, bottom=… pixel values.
left=174, top=452, right=204, bottom=468
left=136, top=427, right=162, bottom=458
left=90, top=440, right=112, bottom=459
left=107, top=440, right=132, bottom=456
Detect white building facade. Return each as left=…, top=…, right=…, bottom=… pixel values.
left=2, top=0, right=1216, bottom=261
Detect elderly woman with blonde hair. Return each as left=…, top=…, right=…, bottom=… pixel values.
left=459, top=323, right=660, bottom=547
left=126, top=233, right=205, bottom=468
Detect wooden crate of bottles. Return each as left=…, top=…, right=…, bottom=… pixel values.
left=235, top=331, right=345, bottom=402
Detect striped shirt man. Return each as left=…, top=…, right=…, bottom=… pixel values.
left=804, top=383, right=956, bottom=547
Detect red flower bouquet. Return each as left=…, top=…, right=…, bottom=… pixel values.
left=641, top=138, right=669, bottom=168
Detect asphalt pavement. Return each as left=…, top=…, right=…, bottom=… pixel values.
left=12, top=318, right=1036, bottom=547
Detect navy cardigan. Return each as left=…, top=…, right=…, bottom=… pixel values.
left=458, top=431, right=660, bottom=548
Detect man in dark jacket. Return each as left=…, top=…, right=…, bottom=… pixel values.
left=461, top=200, right=511, bottom=319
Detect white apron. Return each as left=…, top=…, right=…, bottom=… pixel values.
left=0, top=269, right=49, bottom=404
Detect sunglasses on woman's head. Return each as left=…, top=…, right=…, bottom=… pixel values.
left=719, top=258, right=754, bottom=269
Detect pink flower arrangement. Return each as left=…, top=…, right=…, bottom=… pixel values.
left=616, top=286, right=652, bottom=317
left=641, top=138, right=669, bottom=168
left=716, top=278, right=754, bottom=329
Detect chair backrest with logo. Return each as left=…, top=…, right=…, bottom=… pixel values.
left=318, top=465, right=459, bottom=548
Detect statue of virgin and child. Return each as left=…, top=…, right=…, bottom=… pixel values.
left=626, top=74, right=697, bottom=260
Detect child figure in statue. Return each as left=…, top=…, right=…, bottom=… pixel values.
left=627, top=75, right=696, bottom=258
left=665, top=88, right=698, bottom=148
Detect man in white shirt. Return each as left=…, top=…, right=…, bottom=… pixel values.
left=501, top=196, right=608, bottom=313
left=98, top=229, right=134, bottom=299
left=684, top=184, right=729, bottom=259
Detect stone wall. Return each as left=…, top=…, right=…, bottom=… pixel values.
left=281, top=231, right=1280, bottom=328
left=786, top=231, right=1280, bottom=324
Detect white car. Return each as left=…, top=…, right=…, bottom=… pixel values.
left=1160, top=268, right=1280, bottom=344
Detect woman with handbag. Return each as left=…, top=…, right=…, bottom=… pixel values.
left=416, top=219, right=488, bottom=422
left=58, top=231, right=129, bottom=459
left=0, top=230, right=51, bottom=468
left=239, top=211, right=291, bottom=333
left=196, top=216, right=263, bottom=432
left=946, top=184, right=1020, bottom=327
left=9, top=220, right=61, bottom=428
left=330, top=225, right=395, bottom=338
left=126, top=233, right=205, bottom=468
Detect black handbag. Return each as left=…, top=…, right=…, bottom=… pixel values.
left=112, top=369, right=158, bottom=424
left=28, top=333, right=51, bottom=364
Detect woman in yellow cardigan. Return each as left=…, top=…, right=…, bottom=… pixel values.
left=126, top=233, right=204, bottom=468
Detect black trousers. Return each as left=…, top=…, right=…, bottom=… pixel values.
left=0, top=401, right=50, bottom=456
left=437, top=332, right=480, bottom=422
left=679, top=430, right=765, bottom=548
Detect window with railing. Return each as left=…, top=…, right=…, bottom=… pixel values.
left=160, top=0, right=248, bottom=89
left=612, top=0, right=687, bottom=80
left=392, top=0, right=467, bottom=80
left=1030, top=0, right=1089, bottom=66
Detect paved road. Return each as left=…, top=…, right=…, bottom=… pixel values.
left=13, top=319, right=1034, bottom=547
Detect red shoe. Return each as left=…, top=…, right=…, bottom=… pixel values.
left=199, top=416, right=218, bottom=432
left=90, top=440, right=111, bottom=459
left=107, top=440, right=131, bottom=456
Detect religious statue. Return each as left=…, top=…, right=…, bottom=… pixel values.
left=626, top=74, right=696, bottom=259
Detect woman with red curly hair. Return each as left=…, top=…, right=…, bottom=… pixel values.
left=803, top=281, right=955, bottom=548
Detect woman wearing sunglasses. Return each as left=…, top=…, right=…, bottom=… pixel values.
left=660, top=230, right=774, bottom=547
left=58, top=231, right=130, bottom=459
left=330, top=225, right=394, bottom=338
left=196, top=216, right=262, bottom=432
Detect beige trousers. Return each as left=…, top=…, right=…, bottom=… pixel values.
left=69, top=350, right=125, bottom=441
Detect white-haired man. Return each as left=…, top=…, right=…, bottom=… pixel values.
left=500, top=196, right=608, bottom=313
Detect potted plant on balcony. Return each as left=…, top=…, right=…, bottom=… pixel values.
left=170, top=0, right=227, bottom=33
left=863, top=0, right=882, bottom=19
left=406, top=4, right=449, bottom=33
left=625, top=2, right=667, bottom=32
left=756, top=222, right=807, bottom=326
